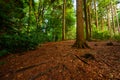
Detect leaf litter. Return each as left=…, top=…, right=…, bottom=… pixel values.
left=0, top=40, right=120, bottom=80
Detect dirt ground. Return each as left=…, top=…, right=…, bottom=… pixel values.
left=0, top=40, right=120, bottom=80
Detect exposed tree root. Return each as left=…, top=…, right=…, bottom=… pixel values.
left=62, top=64, right=74, bottom=79
left=95, top=57, right=119, bottom=72
left=75, top=55, right=89, bottom=65
left=72, top=41, right=90, bottom=49
left=0, top=61, right=50, bottom=77
left=29, top=65, right=59, bottom=80
left=16, top=61, right=50, bottom=73
left=80, top=53, right=95, bottom=60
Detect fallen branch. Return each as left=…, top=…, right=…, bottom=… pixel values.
left=75, top=55, right=89, bottom=65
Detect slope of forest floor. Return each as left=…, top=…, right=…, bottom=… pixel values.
left=0, top=40, right=120, bottom=80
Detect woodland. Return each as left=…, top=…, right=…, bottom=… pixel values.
left=0, top=0, right=120, bottom=80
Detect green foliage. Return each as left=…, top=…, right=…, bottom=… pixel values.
left=0, top=33, right=39, bottom=53
left=92, top=30, right=111, bottom=40
left=118, top=10, right=120, bottom=21
left=0, top=0, right=25, bottom=29
left=0, top=61, right=5, bottom=66
left=0, top=0, right=76, bottom=56
left=66, top=26, right=76, bottom=39
left=0, top=49, right=9, bottom=57
left=112, top=34, right=120, bottom=41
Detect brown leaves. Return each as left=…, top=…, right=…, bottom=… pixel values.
left=0, top=40, right=120, bottom=79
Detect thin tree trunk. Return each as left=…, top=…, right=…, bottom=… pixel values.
left=62, top=0, right=66, bottom=40
left=101, top=17, right=104, bottom=31
left=107, top=6, right=111, bottom=31
left=94, top=0, right=98, bottom=28
left=111, top=2, right=116, bottom=35
left=88, top=4, right=92, bottom=38
left=114, top=5, right=120, bottom=33
left=28, top=0, right=32, bottom=33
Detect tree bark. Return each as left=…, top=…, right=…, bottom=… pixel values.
left=111, top=2, right=116, bottom=35
left=114, top=5, right=120, bottom=33
left=88, top=5, right=92, bottom=38
left=101, top=17, right=104, bottom=31
left=94, top=0, right=98, bottom=28
left=62, top=0, right=66, bottom=40
left=83, top=0, right=90, bottom=41
left=107, top=6, right=111, bottom=31
left=73, top=0, right=89, bottom=48
left=28, top=0, right=32, bottom=33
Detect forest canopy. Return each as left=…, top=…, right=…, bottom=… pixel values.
left=0, top=0, right=120, bottom=55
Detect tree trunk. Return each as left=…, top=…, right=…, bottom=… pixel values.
left=114, top=5, right=120, bottom=33
left=101, top=17, right=104, bottom=31
left=88, top=4, right=92, bottom=38
left=107, top=6, right=111, bottom=31
left=28, top=0, right=32, bottom=33
left=73, top=0, right=89, bottom=48
left=83, top=0, right=90, bottom=41
left=62, top=0, right=66, bottom=40
left=94, top=0, right=98, bottom=28
left=111, top=2, right=115, bottom=35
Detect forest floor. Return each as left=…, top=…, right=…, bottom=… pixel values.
left=0, top=40, right=120, bottom=80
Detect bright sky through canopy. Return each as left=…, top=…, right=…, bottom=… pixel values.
left=73, top=0, right=76, bottom=10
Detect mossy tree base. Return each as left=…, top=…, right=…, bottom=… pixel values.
left=72, top=41, right=90, bottom=48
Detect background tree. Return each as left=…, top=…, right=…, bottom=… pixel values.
left=1, top=0, right=120, bottom=56
left=94, top=0, right=98, bottom=28
left=83, top=0, right=89, bottom=40
left=62, top=0, right=66, bottom=40
left=0, top=0, right=76, bottom=53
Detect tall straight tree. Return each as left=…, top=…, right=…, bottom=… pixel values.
left=83, top=0, right=90, bottom=41
left=73, top=0, right=89, bottom=48
left=114, top=4, right=120, bottom=33
left=28, top=0, right=32, bottom=33
left=111, top=1, right=116, bottom=34
left=62, top=0, right=66, bottom=40
left=107, top=6, right=111, bottom=31
left=94, top=0, right=98, bottom=28
left=88, top=2, right=92, bottom=38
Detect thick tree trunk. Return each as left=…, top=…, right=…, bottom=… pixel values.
left=73, top=0, right=89, bottom=48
